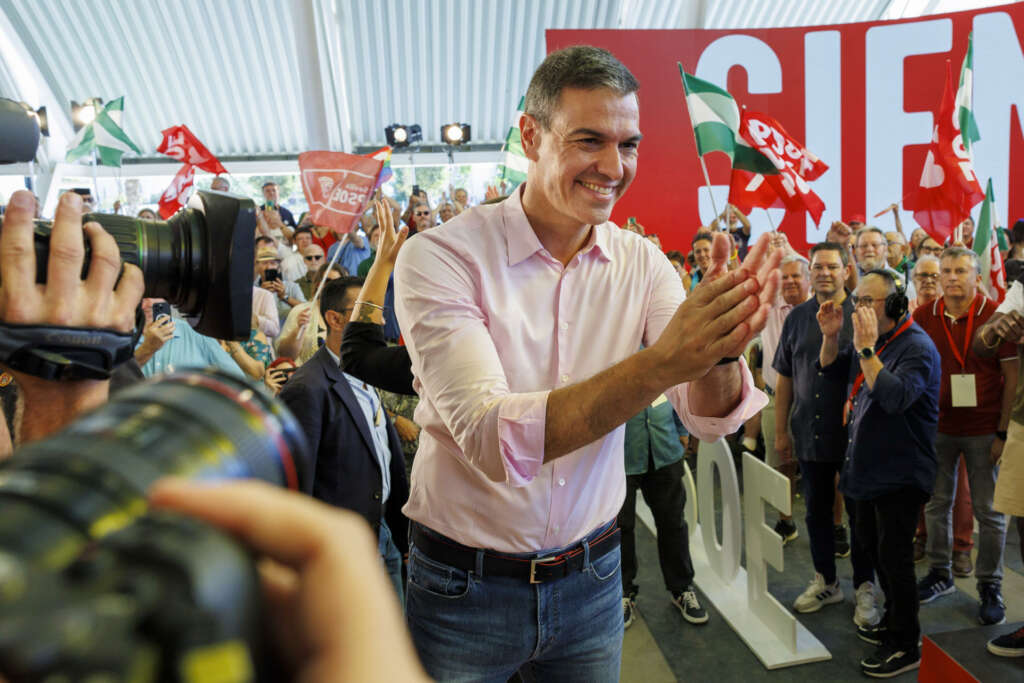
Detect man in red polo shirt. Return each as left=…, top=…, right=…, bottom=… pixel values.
left=913, top=246, right=1016, bottom=625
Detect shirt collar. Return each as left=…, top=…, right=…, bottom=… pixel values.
left=324, top=345, right=341, bottom=367
left=503, top=184, right=613, bottom=267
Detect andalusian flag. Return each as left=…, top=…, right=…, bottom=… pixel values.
left=498, top=96, right=528, bottom=188
left=956, top=32, right=981, bottom=156
left=678, top=66, right=777, bottom=174
left=66, top=97, right=142, bottom=167
left=974, top=178, right=1006, bottom=302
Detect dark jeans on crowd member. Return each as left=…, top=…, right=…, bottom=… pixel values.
left=618, top=458, right=695, bottom=597
left=853, top=489, right=928, bottom=650
left=801, top=460, right=874, bottom=587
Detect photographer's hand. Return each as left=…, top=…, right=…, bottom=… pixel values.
left=149, top=478, right=430, bottom=682
left=0, top=190, right=144, bottom=443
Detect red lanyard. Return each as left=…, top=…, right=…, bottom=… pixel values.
left=938, top=296, right=979, bottom=372
left=843, top=316, right=914, bottom=425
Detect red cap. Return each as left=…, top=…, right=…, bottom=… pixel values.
left=846, top=213, right=866, bottom=224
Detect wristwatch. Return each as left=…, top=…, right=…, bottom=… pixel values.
left=858, top=347, right=875, bottom=360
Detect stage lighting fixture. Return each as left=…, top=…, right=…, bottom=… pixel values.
left=385, top=123, right=422, bottom=148
left=71, top=98, right=102, bottom=132
left=441, top=123, right=471, bottom=145
left=19, top=102, right=48, bottom=137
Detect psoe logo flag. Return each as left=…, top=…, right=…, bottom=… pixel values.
left=298, top=151, right=383, bottom=234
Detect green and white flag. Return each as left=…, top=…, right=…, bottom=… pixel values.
left=973, top=178, right=1006, bottom=301
left=66, top=97, right=142, bottom=167
left=678, top=65, right=776, bottom=174
left=956, top=32, right=981, bottom=156
left=498, top=96, right=528, bottom=188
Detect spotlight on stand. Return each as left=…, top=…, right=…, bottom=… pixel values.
left=70, top=98, right=102, bottom=132
left=385, top=123, right=422, bottom=148
left=441, top=123, right=471, bottom=146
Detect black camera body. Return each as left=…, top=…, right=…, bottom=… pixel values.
left=0, top=370, right=310, bottom=681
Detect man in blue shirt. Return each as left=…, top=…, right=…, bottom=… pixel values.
left=617, top=397, right=707, bottom=629
left=818, top=270, right=940, bottom=679
left=133, top=298, right=246, bottom=379
left=773, top=243, right=876, bottom=624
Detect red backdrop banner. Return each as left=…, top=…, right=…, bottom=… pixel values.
left=548, top=1, right=1024, bottom=254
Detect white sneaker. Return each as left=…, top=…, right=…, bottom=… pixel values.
left=793, top=573, right=844, bottom=613
left=854, top=581, right=881, bottom=627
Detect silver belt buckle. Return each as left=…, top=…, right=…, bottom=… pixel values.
left=529, top=555, right=557, bottom=584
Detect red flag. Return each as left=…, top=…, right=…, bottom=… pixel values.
left=298, top=151, right=383, bottom=234
left=728, top=168, right=784, bottom=215
left=906, top=63, right=984, bottom=244
left=988, top=237, right=1006, bottom=303
left=158, top=163, right=195, bottom=219
left=156, top=125, right=227, bottom=175
left=733, top=110, right=828, bottom=225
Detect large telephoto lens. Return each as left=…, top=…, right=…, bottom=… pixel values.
left=27, top=190, right=255, bottom=340
left=0, top=369, right=310, bottom=570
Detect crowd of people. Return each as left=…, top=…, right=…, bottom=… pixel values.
left=2, top=44, right=1023, bottom=682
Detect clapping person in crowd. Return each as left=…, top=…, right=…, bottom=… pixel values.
left=913, top=247, right=1013, bottom=625
left=774, top=243, right=877, bottom=627
left=254, top=246, right=306, bottom=323
left=972, top=279, right=1024, bottom=657
left=453, top=186, right=470, bottom=212
left=855, top=226, right=911, bottom=294
left=818, top=270, right=940, bottom=678
left=279, top=276, right=410, bottom=604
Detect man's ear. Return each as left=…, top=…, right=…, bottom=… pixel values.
left=520, top=113, right=541, bottom=162
left=324, top=309, right=344, bottom=331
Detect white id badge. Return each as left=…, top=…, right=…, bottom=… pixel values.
left=950, top=374, right=977, bottom=407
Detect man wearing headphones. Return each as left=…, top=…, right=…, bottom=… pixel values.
left=818, top=270, right=941, bottom=679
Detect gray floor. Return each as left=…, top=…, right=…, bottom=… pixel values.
left=622, top=459, right=1024, bottom=682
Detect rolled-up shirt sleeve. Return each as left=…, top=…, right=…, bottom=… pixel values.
left=395, top=236, right=549, bottom=486
left=643, top=253, right=767, bottom=442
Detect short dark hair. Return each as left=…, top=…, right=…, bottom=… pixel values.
left=262, top=181, right=277, bottom=189
left=313, top=262, right=347, bottom=289
left=524, top=46, right=639, bottom=129
left=255, top=235, right=276, bottom=248
left=320, top=276, right=364, bottom=319
left=691, top=232, right=713, bottom=249
left=293, top=226, right=313, bottom=240
left=1011, top=219, right=1024, bottom=245
left=809, top=241, right=849, bottom=266
left=665, top=250, right=684, bottom=263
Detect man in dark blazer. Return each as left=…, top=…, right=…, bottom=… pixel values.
left=279, top=276, right=409, bottom=602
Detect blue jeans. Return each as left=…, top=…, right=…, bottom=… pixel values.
left=378, top=520, right=404, bottom=608
left=925, top=432, right=1007, bottom=584
left=405, top=522, right=623, bottom=683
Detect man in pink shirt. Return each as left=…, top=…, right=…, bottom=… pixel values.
left=394, top=46, right=780, bottom=681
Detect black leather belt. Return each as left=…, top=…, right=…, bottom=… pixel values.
left=411, top=523, right=621, bottom=584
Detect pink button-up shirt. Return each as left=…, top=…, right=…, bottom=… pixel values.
left=394, top=188, right=766, bottom=552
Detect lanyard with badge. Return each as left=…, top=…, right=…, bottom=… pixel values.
left=939, top=297, right=978, bottom=408
left=843, top=316, right=914, bottom=426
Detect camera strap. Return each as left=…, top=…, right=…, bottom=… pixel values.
left=0, top=322, right=135, bottom=381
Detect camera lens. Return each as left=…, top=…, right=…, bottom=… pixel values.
left=19, top=191, right=256, bottom=340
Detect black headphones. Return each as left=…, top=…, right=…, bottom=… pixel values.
left=863, top=269, right=908, bottom=321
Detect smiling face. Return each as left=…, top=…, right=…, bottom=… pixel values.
left=521, top=86, right=641, bottom=233
left=855, top=230, right=887, bottom=271
left=692, top=237, right=713, bottom=273
left=780, top=260, right=810, bottom=305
